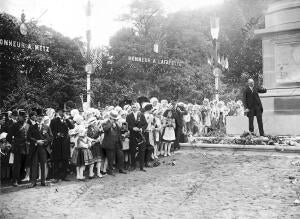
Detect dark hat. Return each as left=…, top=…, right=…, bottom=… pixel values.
left=19, top=110, right=26, bottom=117
left=142, top=102, right=153, bottom=112
left=36, top=108, right=44, bottom=116
left=137, top=96, right=150, bottom=108
left=12, top=109, right=18, bottom=117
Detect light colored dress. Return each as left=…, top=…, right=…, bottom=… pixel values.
left=162, top=117, right=176, bottom=142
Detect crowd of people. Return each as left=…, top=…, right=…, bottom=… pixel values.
left=0, top=97, right=244, bottom=187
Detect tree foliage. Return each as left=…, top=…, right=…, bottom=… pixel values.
left=108, top=0, right=267, bottom=103
left=0, top=13, right=86, bottom=111
left=1, top=0, right=267, bottom=110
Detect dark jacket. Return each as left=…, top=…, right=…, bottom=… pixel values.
left=101, top=119, right=122, bottom=150
left=243, top=86, right=267, bottom=115
left=126, top=112, right=147, bottom=140
left=50, top=117, right=73, bottom=161
left=27, top=123, right=53, bottom=152
left=173, top=106, right=188, bottom=129
left=6, top=121, right=29, bottom=154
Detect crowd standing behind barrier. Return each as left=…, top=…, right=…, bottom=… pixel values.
left=0, top=98, right=244, bottom=185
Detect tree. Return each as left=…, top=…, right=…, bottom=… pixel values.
left=0, top=13, right=85, bottom=111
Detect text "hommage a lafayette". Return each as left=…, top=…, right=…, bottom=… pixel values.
left=128, top=56, right=184, bottom=67
left=0, top=39, right=50, bottom=52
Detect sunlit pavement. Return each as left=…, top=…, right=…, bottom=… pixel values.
left=1, top=149, right=300, bottom=219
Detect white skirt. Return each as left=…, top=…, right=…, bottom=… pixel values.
left=162, top=127, right=176, bottom=142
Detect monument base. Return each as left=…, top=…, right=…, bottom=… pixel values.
left=226, top=115, right=300, bottom=136
left=226, top=90, right=300, bottom=137
left=259, top=88, right=300, bottom=135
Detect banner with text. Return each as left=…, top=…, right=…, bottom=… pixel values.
left=128, top=56, right=184, bottom=67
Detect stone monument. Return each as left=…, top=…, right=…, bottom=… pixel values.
left=254, top=0, right=300, bottom=135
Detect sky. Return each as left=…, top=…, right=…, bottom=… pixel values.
left=1, top=0, right=224, bottom=47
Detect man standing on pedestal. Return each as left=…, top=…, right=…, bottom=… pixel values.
left=243, top=78, right=267, bottom=136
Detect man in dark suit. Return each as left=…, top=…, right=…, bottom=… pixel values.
left=49, top=108, right=73, bottom=182
left=6, top=110, right=29, bottom=186
left=243, top=78, right=267, bottom=136
left=27, top=109, right=52, bottom=187
left=172, top=103, right=188, bottom=149
left=101, top=110, right=127, bottom=176
left=126, top=102, right=148, bottom=172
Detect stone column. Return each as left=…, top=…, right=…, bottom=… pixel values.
left=254, top=0, right=300, bottom=135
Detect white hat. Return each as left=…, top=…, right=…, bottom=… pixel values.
left=161, top=99, right=168, bottom=105
left=107, top=106, right=114, bottom=111
left=115, top=106, right=122, bottom=113
left=0, top=132, right=7, bottom=140
left=123, top=105, right=130, bottom=111
left=70, top=109, right=79, bottom=118
left=150, top=97, right=158, bottom=104
left=110, top=110, right=120, bottom=120
left=73, top=114, right=84, bottom=124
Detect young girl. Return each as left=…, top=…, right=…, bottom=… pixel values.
left=71, top=125, right=93, bottom=181
left=162, top=109, right=176, bottom=156
left=87, top=117, right=103, bottom=178
left=120, top=121, right=130, bottom=170
left=152, top=109, right=162, bottom=159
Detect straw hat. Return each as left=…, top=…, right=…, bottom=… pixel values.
left=110, top=110, right=120, bottom=120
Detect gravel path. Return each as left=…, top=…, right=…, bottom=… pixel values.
left=1, top=149, right=299, bottom=219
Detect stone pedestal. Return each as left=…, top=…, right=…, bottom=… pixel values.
left=254, top=0, right=300, bottom=136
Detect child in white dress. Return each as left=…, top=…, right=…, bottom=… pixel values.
left=162, top=109, right=176, bottom=156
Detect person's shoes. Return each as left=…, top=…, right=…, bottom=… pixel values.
left=96, top=174, right=103, bottom=178
left=89, top=175, right=95, bottom=179
left=130, top=166, right=136, bottom=171
left=119, top=170, right=127, bottom=174
left=78, top=178, right=86, bottom=182
left=41, top=182, right=49, bottom=186
left=164, top=154, right=167, bottom=157
left=12, top=182, right=19, bottom=187
left=21, top=176, right=29, bottom=182
left=51, top=179, right=59, bottom=184
left=140, top=169, right=146, bottom=172
left=145, top=164, right=152, bottom=168
left=107, top=171, right=116, bottom=177
left=28, top=183, right=37, bottom=188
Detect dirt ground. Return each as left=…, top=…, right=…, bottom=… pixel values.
left=1, top=149, right=300, bottom=219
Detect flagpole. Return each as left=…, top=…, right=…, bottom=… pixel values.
left=86, top=0, right=91, bottom=108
